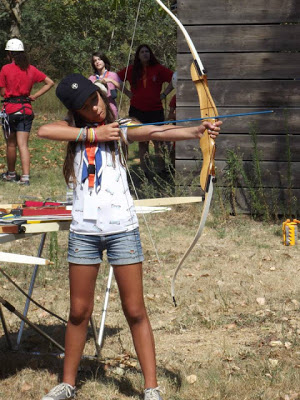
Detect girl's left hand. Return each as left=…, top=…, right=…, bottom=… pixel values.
left=201, top=120, right=222, bottom=139
left=96, top=122, right=121, bottom=141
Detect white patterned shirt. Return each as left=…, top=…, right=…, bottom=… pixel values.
left=70, top=128, right=139, bottom=235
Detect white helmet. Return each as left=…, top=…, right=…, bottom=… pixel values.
left=172, top=71, right=177, bottom=90
left=5, top=38, right=24, bottom=51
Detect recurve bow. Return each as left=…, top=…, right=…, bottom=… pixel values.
left=154, top=0, right=218, bottom=306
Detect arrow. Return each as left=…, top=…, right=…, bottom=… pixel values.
left=122, top=110, right=274, bottom=128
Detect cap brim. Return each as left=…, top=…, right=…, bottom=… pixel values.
left=73, top=84, right=99, bottom=111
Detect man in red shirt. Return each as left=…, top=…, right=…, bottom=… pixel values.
left=0, top=38, right=54, bottom=185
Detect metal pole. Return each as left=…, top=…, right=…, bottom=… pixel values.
left=97, top=265, right=114, bottom=348
left=0, top=304, right=13, bottom=350
left=0, top=296, right=64, bottom=352
left=16, top=232, right=47, bottom=347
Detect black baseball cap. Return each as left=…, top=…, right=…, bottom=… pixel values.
left=56, top=73, right=98, bottom=111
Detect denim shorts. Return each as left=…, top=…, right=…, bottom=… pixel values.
left=67, top=228, right=144, bottom=266
left=8, top=113, right=34, bottom=133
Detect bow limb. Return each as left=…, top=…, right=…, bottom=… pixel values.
left=155, top=0, right=218, bottom=305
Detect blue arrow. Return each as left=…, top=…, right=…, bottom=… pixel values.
left=121, top=110, right=274, bottom=128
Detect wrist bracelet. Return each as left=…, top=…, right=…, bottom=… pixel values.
left=89, top=127, right=95, bottom=143
left=75, top=128, right=83, bottom=142
left=82, top=127, right=87, bottom=142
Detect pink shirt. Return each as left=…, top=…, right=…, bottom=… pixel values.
left=88, top=71, right=120, bottom=119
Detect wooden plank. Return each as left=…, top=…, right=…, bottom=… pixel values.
left=23, top=221, right=71, bottom=234
left=177, top=25, right=300, bottom=53
left=187, top=186, right=300, bottom=214
left=177, top=53, right=300, bottom=79
left=220, top=187, right=300, bottom=214
left=134, top=197, right=202, bottom=206
left=176, top=134, right=300, bottom=162
left=177, top=0, right=299, bottom=24
left=176, top=80, right=300, bottom=108
left=175, top=107, right=300, bottom=135
left=0, top=224, right=22, bottom=234
left=175, top=160, right=300, bottom=188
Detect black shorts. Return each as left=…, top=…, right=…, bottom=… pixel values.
left=7, top=113, right=34, bottom=133
left=129, top=106, right=164, bottom=124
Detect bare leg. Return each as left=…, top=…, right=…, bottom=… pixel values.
left=138, top=141, right=150, bottom=173
left=113, top=262, right=158, bottom=389
left=6, top=132, right=17, bottom=172
left=153, top=141, right=166, bottom=174
left=16, top=131, right=30, bottom=176
left=63, top=263, right=99, bottom=386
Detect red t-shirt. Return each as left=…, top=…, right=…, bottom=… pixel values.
left=169, top=94, right=176, bottom=109
left=0, top=62, right=46, bottom=115
left=118, top=64, right=173, bottom=111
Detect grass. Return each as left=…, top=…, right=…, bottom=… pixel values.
left=1, top=111, right=300, bottom=399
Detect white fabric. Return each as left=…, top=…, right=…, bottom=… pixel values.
left=70, top=128, right=139, bottom=235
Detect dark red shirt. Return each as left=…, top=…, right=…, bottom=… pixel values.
left=118, top=64, right=173, bottom=112
left=0, top=62, right=46, bottom=115
left=169, top=94, right=176, bottom=109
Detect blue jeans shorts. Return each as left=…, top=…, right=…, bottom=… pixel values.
left=67, top=228, right=144, bottom=266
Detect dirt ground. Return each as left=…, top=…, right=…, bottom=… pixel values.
left=0, top=206, right=300, bottom=400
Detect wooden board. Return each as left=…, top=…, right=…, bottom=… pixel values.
left=176, top=134, right=300, bottom=162
left=176, top=80, right=300, bottom=108
left=0, top=225, right=22, bottom=234
left=175, top=160, right=300, bottom=189
left=185, top=186, right=300, bottom=214
left=134, top=197, right=202, bottom=206
left=220, top=187, right=300, bottom=214
left=177, top=0, right=299, bottom=24
left=177, top=25, right=300, bottom=53
left=175, top=107, right=299, bottom=135
left=177, top=53, right=300, bottom=80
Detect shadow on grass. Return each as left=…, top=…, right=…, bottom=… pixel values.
left=0, top=320, right=182, bottom=396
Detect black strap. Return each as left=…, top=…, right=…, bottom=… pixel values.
left=2, top=96, right=31, bottom=104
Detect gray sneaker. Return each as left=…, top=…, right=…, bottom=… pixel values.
left=42, top=383, right=76, bottom=400
left=144, top=386, right=163, bottom=400
left=1, top=171, right=20, bottom=182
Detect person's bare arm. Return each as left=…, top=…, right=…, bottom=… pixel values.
left=38, top=121, right=121, bottom=142
left=127, top=121, right=222, bottom=142
left=29, top=76, right=54, bottom=101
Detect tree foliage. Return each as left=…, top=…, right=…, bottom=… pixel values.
left=1, top=0, right=177, bottom=79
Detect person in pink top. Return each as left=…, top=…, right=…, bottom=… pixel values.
left=0, top=38, right=54, bottom=185
left=88, top=52, right=121, bottom=119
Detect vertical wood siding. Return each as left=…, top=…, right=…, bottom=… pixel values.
left=175, top=0, right=299, bottom=212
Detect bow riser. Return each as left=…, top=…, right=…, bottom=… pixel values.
left=190, top=64, right=217, bottom=191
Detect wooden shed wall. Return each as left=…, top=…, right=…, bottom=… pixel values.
left=175, top=0, right=300, bottom=213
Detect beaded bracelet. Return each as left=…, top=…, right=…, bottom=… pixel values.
left=75, top=127, right=83, bottom=142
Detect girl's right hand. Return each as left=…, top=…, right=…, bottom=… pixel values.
left=96, top=122, right=121, bottom=141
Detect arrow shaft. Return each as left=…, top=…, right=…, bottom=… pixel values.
left=123, top=110, right=273, bottom=128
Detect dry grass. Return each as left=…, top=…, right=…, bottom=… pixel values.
left=0, top=114, right=299, bottom=399
left=1, top=203, right=300, bottom=400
